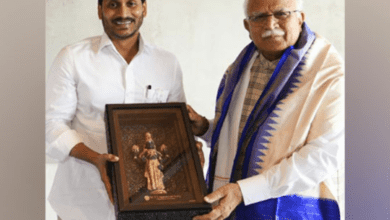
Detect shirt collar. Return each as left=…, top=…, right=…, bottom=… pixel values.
left=258, top=52, right=280, bottom=71
left=97, top=32, right=146, bottom=54
left=98, top=32, right=113, bottom=52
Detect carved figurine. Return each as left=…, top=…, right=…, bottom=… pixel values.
left=138, top=132, right=167, bottom=194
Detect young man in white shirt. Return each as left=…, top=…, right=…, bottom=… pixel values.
left=46, top=1, right=186, bottom=219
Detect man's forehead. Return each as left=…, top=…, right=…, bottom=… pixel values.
left=247, top=0, right=296, bottom=13
left=103, top=0, right=140, bottom=3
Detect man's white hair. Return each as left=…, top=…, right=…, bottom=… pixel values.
left=244, top=0, right=304, bottom=17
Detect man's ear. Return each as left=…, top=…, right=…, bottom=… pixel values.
left=98, top=5, right=102, bottom=20
left=244, top=19, right=250, bottom=32
left=243, top=19, right=252, bottom=40
left=142, top=1, right=147, bottom=17
left=299, top=12, right=305, bottom=25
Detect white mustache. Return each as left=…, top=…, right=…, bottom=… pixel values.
left=262, top=29, right=285, bottom=38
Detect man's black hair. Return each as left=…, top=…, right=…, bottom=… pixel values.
left=99, top=0, right=146, bottom=5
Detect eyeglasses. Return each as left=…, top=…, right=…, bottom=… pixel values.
left=246, top=10, right=300, bottom=26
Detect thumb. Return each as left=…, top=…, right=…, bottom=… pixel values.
left=105, top=154, right=119, bottom=162
left=204, top=189, right=224, bottom=204
left=187, top=104, right=194, bottom=113
left=187, top=105, right=198, bottom=119
left=187, top=105, right=194, bottom=120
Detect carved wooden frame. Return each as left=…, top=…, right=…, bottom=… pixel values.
left=104, top=103, right=211, bottom=219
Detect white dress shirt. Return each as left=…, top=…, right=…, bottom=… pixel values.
left=46, top=33, right=186, bottom=220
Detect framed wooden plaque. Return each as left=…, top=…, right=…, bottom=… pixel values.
left=104, top=103, right=211, bottom=220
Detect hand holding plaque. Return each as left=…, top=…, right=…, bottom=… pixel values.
left=104, top=103, right=211, bottom=220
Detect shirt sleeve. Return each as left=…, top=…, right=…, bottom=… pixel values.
left=237, top=129, right=344, bottom=205
left=237, top=69, right=345, bottom=205
left=45, top=47, right=83, bottom=162
left=167, top=55, right=186, bottom=103
left=199, top=119, right=214, bottom=146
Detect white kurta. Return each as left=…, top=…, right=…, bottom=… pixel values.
left=46, top=33, right=186, bottom=220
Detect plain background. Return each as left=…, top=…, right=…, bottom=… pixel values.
left=0, top=0, right=389, bottom=220
left=46, top=0, right=344, bottom=121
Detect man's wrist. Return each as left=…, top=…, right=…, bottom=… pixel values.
left=69, top=142, right=101, bottom=165
left=198, top=116, right=210, bottom=136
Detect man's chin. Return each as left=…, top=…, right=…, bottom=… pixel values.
left=111, top=32, right=137, bottom=40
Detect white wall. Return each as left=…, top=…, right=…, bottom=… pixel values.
left=46, top=0, right=344, bottom=119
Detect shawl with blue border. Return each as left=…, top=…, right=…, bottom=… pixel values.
left=207, top=23, right=340, bottom=219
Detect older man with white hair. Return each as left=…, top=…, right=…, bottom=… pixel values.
left=190, top=0, right=344, bottom=219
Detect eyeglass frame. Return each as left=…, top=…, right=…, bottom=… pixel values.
left=246, top=10, right=301, bottom=25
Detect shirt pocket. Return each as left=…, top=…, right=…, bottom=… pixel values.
left=144, top=88, right=169, bottom=103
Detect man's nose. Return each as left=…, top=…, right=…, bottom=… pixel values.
left=117, top=4, right=131, bottom=17
left=263, top=15, right=279, bottom=30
